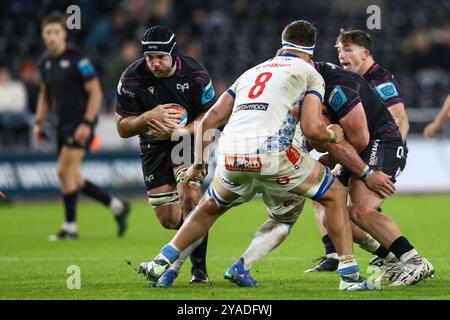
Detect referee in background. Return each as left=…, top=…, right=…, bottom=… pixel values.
left=34, top=12, right=130, bottom=241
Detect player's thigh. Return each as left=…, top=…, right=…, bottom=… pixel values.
left=57, top=146, right=85, bottom=174
left=261, top=189, right=305, bottom=225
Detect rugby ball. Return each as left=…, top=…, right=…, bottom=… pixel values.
left=164, top=104, right=188, bottom=128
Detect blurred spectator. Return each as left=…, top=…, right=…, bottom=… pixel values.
left=0, top=66, right=27, bottom=113
left=407, top=30, right=435, bottom=71
left=103, top=41, right=140, bottom=112
left=432, top=24, right=450, bottom=71
left=19, top=59, right=41, bottom=114
left=0, top=65, right=31, bottom=147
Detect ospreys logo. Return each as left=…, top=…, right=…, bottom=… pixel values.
left=176, top=83, right=189, bottom=93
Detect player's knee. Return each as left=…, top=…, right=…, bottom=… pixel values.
left=348, top=204, right=369, bottom=226
left=158, top=214, right=181, bottom=230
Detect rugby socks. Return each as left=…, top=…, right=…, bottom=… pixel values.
left=81, top=180, right=113, bottom=210
left=359, top=234, right=382, bottom=254
left=338, top=255, right=360, bottom=280
left=190, top=232, right=209, bottom=273
left=374, top=245, right=391, bottom=259
left=161, top=243, right=181, bottom=263
left=171, top=235, right=206, bottom=274
left=322, top=234, right=338, bottom=259
left=62, top=192, right=78, bottom=224
left=241, top=219, right=291, bottom=270
left=389, top=236, right=416, bottom=261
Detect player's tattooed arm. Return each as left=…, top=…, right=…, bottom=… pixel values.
left=185, top=92, right=234, bottom=183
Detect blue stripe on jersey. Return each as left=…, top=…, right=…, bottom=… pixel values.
left=226, top=88, right=236, bottom=98
left=305, top=90, right=323, bottom=102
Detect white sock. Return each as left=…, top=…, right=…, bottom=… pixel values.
left=359, top=234, right=381, bottom=253
left=385, top=252, right=398, bottom=262
left=399, top=249, right=420, bottom=264
left=169, top=236, right=205, bottom=274
left=63, top=222, right=77, bottom=233
left=327, top=253, right=339, bottom=259
left=109, top=197, right=124, bottom=216
left=241, top=219, right=291, bottom=270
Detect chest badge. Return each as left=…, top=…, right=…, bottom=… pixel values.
left=59, top=59, right=71, bottom=69
left=176, top=83, right=189, bottom=93
left=148, top=86, right=154, bottom=94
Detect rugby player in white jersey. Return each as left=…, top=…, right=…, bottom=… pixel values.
left=139, top=20, right=377, bottom=291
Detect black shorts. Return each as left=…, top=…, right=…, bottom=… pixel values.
left=57, top=123, right=95, bottom=155
left=337, top=138, right=408, bottom=187
left=140, top=139, right=195, bottom=191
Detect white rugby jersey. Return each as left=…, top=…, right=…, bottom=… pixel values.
left=219, top=54, right=324, bottom=155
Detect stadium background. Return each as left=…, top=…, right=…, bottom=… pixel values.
left=0, top=0, right=450, bottom=301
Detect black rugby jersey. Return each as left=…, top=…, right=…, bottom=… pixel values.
left=363, top=63, right=404, bottom=108
left=116, top=55, right=216, bottom=145
left=315, top=62, right=401, bottom=141
left=38, top=44, right=97, bottom=127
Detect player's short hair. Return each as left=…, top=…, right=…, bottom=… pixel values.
left=336, top=29, right=372, bottom=53
left=42, top=12, right=67, bottom=30
left=282, top=20, right=317, bottom=47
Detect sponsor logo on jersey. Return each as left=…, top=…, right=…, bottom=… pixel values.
left=235, top=103, right=269, bottom=112
left=328, top=85, right=348, bottom=111
left=77, top=58, right=95, bottom=77
left=225, top=156, right=262, bottom=172
left=257, top=62, right=291, bottom=69
left=144, top=175, right=154, bottom=183
left=375, top=82, right=398, bottom=101
left=369, top=139, right=380, bottom=166
left=201, top=80, right=215, bottom=105
left=118, top=82, right=136, bottom=98
left=176, top=83, right=190, bottom=93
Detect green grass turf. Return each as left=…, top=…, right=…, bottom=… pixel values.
left=0, top=194, right=449, bottom=300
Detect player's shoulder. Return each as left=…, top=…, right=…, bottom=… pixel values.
left=120, top=58, right=148, bottom=83
left=177, top=55, right=208, bottom=74
left=64, top=44, right=86, bottom=62
left=365, top=63, right=399, bottom=84
left=37, top=50, right=50, bottom=68
left=317, top=61, right=358, bottom=85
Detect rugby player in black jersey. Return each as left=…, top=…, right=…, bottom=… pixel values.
left=304, top=61, right=434, bottom=286
left=309, top=30, right=411, bottom=273
left=115, top=26, right=216, bottom=286
left=34, top=12, right=130, bottom=241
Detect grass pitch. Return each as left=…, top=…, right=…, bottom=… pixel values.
left=0, top=194, right=449, bottom=300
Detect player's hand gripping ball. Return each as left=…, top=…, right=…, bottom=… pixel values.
left=164, top=104, right=188, bottom=127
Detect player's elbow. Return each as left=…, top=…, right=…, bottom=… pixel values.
left=301, top=122, right=326, bottom=142
left=351, top=134, right=369, bottom=153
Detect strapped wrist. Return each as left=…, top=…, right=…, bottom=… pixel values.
left=81, top=119, right=94, bottom=127
left=359, top=165, right=373, bottom=180
left=327, top=128, right=337, bottom=143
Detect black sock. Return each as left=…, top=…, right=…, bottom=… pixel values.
left=81, top=180, right=112, bottom=207
left=389, top=236, right=414, bottom=260
left=190, top=232, right=208, bottom=273
left=322, top=234, right=337, bottom=256
left=63, top=192, right=78, bottom=223
left=374, top=245, right=391, bottom=259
